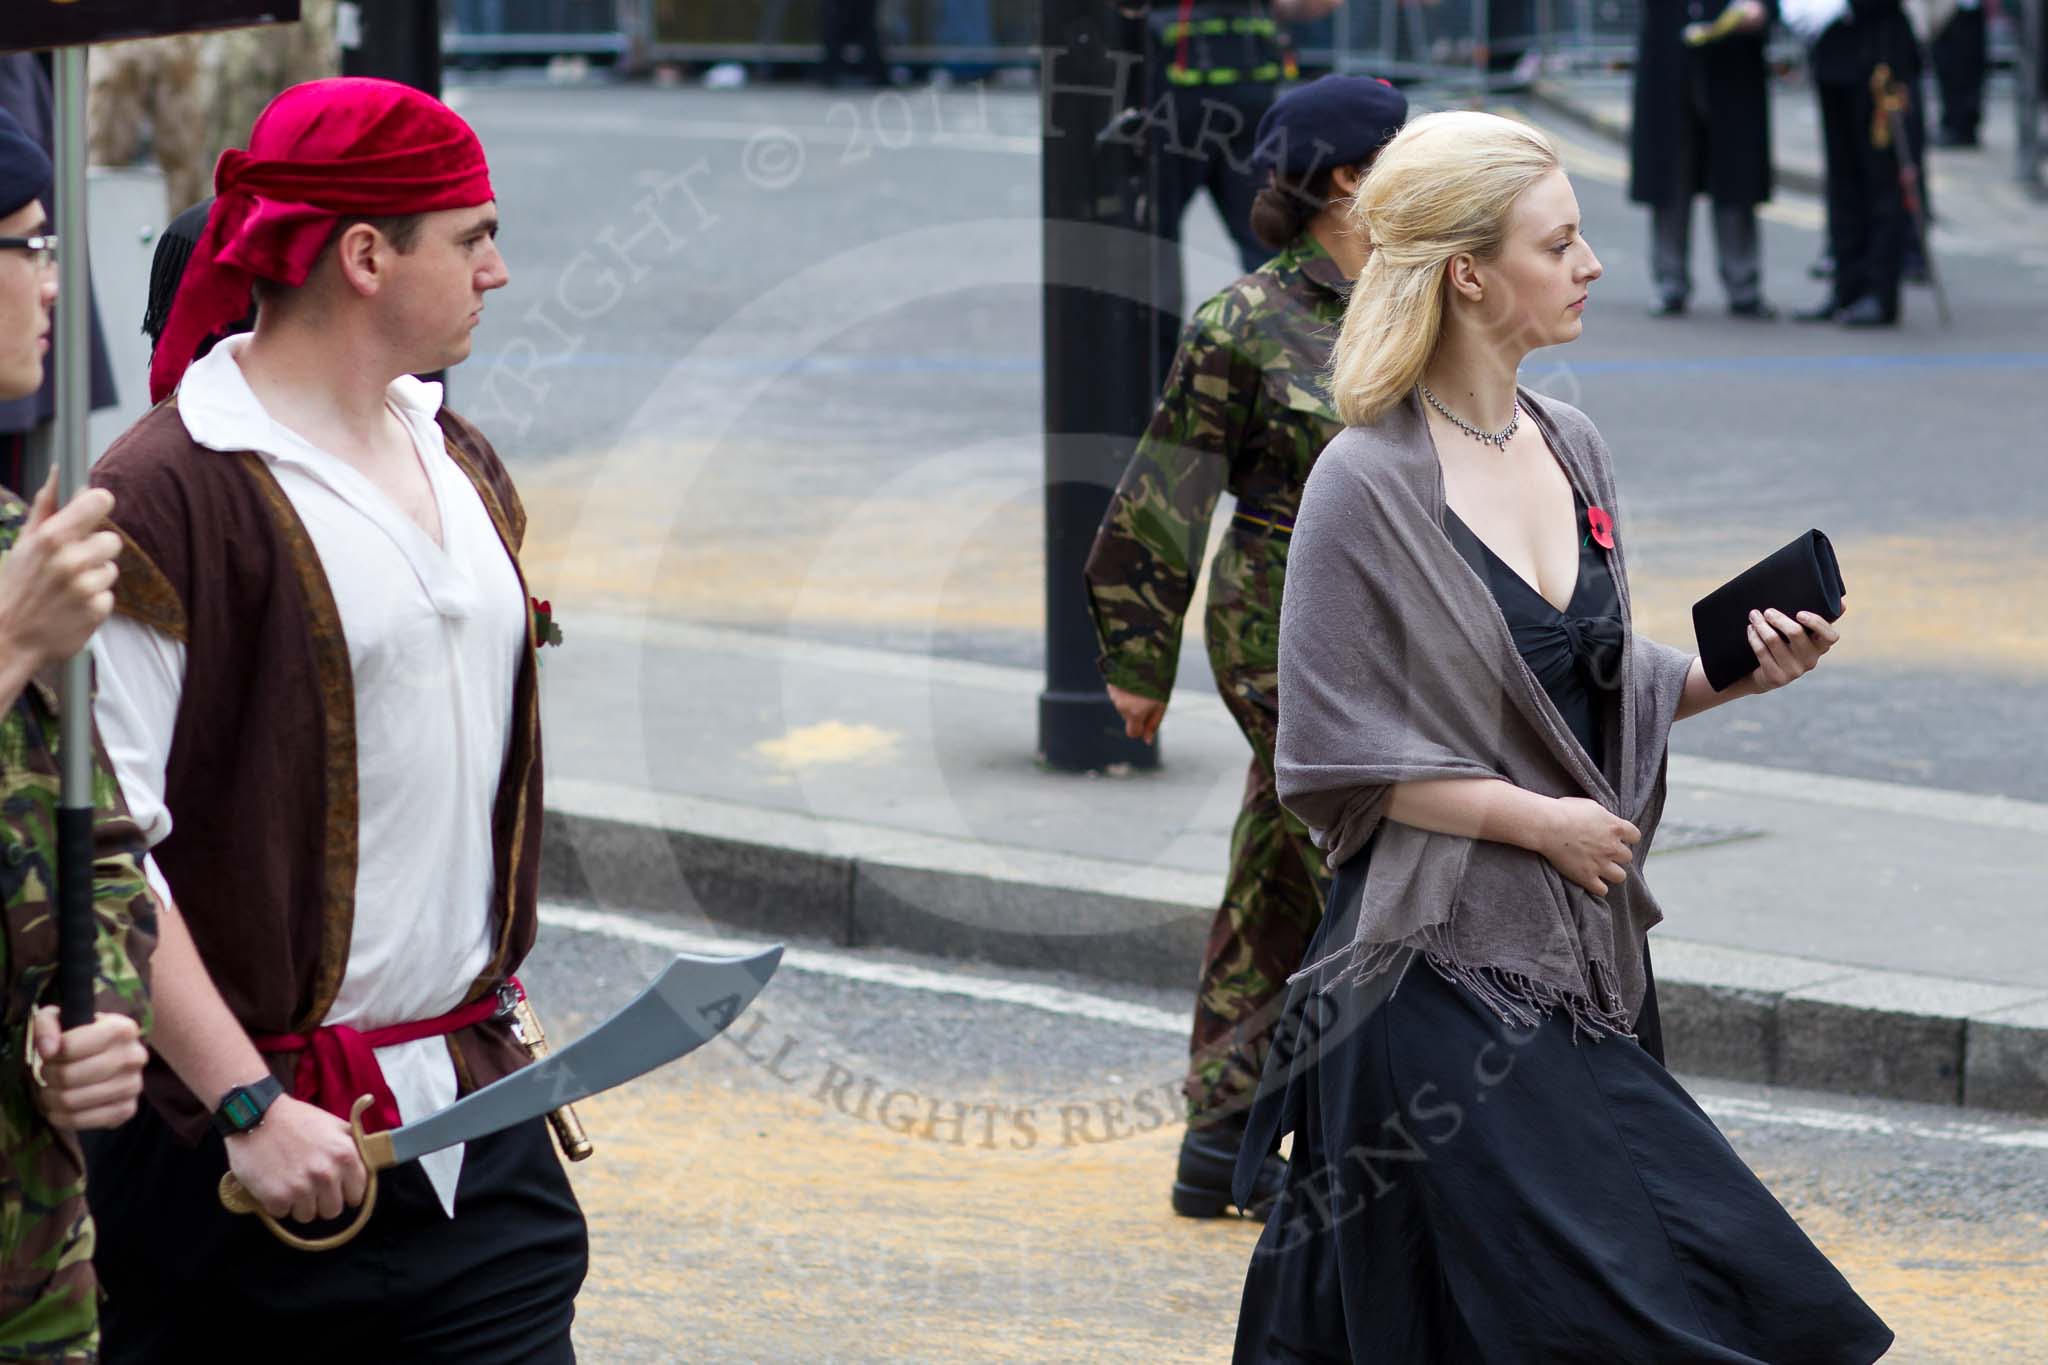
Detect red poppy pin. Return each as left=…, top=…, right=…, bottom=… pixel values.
left=531, top=597, right=564, bottom=648
left=1585, top=506, right=1615, bottom=551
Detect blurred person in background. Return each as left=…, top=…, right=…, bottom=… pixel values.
left=200, top=0, right=339, bottom=181
left=1928, top=0, right=1985, bottom=146
left=88, top=36, right=208, bottom=217
left=1629, top=0, right=1779, bottom=318
left=1142, top=0, right=1346, bottom=379
left=1791, top=0, right=1927, bottom=326
left=821, top=0, right=892, bottom=87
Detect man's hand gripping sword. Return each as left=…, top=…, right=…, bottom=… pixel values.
left=219, top=946, right=781, bottom=1251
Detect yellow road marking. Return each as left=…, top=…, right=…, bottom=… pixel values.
left=755, top=721, right=902, bottom=772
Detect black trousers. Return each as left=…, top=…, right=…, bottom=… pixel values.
left=1931, top=7, right=1986, bottom=140
left=1150, top=81, right=1276, bottom=382
left=1815, top=74, right=1910, bottom=311
left=83, top=1107, right=588, bottom=1364
left=819, top=0, right=886, bottom=84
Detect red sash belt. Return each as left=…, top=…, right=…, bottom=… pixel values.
left=251, top=980, right=515, bottom=1134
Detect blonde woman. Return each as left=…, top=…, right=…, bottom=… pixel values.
left=1231, top=112, right=1890, bottom=1361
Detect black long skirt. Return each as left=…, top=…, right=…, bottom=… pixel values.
left=1232, top=866, right=1894, bottom=1363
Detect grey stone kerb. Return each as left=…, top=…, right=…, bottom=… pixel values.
left=539, top=778, right=2048, bottom=1119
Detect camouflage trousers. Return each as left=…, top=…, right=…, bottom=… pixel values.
left=1184, top=552, right=1331, bottom=1120
left=1183, top=684, right=1328, bottom=1122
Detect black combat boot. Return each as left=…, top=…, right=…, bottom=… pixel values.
left=1172, top=1109, right=1286, bottom=1219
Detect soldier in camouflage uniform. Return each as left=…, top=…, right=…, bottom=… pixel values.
left=199, top=0, right=339, bottom=184
left=0, top=111, right=157, bottom=1362
left=88, top=37, right=209, bottom=219
left=1082, top=75, right=1406, bottom=1218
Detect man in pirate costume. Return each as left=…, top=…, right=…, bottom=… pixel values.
left=0, top=107, right=157, bottom=1364
left=81, top=79, right=586, bottom=1361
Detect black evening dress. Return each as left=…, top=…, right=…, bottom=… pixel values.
left=1231, top=494, right=1893, bottom=1364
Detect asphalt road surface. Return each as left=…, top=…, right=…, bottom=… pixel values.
left=528, top=906, right=2048, bottom=1364
left=453, top=77, right=2048, bottom=805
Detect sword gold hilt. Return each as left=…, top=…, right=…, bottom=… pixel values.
left=217, top=1094, right=398, bottom=1252
left=1869, top=64, right=1909, bottom=148
left=511, top=995, right=594, bottom=1162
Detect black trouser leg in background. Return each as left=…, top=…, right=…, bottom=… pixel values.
left=1931, top=8, right=1987, bottom=140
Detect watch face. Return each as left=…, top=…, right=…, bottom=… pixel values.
left=223, top=1089, right=264, bottom=1130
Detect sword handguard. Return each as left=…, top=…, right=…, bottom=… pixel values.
left=510, top=995, right=594, bottom=1162
left=217, top=1094, right=396, bottom=1252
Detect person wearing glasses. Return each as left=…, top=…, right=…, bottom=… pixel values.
left=0, top=106, right=158, bottom=1365
left=0, top=54, right=119, bottom=495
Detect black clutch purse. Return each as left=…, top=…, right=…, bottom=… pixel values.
left=1692, top=530, right=1847, bottom=692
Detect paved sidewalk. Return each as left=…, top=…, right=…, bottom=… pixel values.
left=534, top=608, right=2048, bottom=1117
left=1525, top=72, right=2048, bottom=266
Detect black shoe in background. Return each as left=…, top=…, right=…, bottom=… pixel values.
left=1728, top=298, right=1778, bottom=320
left=1793, top=296, right=1845, bottom=322
left=1174, top=1112, right=1285, bottom=1219
left=1649, top=296, right=1687, bottom=317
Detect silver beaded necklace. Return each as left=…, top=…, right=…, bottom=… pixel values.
left=1419, top=384, right=1521, bottom=451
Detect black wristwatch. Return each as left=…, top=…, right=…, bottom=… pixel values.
left=210, top=1074, right=285, bottom=1139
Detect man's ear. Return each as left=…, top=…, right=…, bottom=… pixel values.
left=1329, top=163, right=1367, bottom=199
left=332, top=223, right=388, bottom=298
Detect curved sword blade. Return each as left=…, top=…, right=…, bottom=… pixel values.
left=386, top=946, right=782, bottom=1167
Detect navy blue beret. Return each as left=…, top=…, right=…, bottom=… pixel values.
left=0, top=106, right=52, bottom=221
left=1252, top=75, right=1409, bottom=177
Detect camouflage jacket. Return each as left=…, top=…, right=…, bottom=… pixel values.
left=0, top=494, right=157, bottom=1365
left=1084, top=233, right=1347, bottom=703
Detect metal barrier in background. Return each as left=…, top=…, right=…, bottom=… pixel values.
left=1316, top=0, right=1639, bottom=90
left=441, top=0, right=2048, bottom=178
left=632, top=0, right=1031, bottom=70
left=610, top=0, right=1632, bottom=80
left=443, top=0, right=629, bottom=57
left=2021, top=0, right=2045, bottom=194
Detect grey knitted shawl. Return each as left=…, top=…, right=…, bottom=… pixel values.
left=1276, top=388, right=1695, bottom=1037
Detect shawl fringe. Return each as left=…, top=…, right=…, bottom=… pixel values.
left=1296, top=925, right=1637, bottom=1043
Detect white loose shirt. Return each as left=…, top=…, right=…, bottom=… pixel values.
left=93, top=336, right=528, bottom=1215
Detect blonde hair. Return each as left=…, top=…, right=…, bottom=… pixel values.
left=1328, top=111, right=1562, bottom=427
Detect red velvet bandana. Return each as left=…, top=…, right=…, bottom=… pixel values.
left=149, top=77, right=495, bottom=403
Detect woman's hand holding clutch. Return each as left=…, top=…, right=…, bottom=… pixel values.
left=1745, top=604, right=1846, bottom=694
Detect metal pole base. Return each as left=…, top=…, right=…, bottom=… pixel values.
left=1039, top=688, right=1161, bottom=773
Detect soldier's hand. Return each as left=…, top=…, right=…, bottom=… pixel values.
left=30, top=1006, right=147, bottom=1132
left=1106, top=684, right=1167, bottom=745
left=224, top=1094, right=369, bottom=1223
left=0, top=472, right=121, bottom=669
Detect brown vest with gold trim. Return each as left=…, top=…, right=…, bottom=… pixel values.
left=93, top=400, right=543, bottom=1143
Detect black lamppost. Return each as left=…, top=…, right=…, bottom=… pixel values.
left=1039, top=0, right=1168, bottom=773
left=340, top=0, right=445, bottom=96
